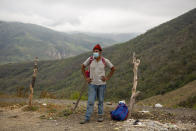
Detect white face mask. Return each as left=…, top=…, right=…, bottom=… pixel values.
left=93, top=52, right=99, bottom=58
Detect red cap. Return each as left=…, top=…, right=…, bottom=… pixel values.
left=93, top=44, right=102, bottom=51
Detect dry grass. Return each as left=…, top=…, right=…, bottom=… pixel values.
left=25, top=102, right=86, bottom=120
left=23, top=105, right=39, bottom=111
left=138, top=80, right=196, bottom=107
left=0, top=92, right=17, bottom=98
left=0, top=93, right=86, bottom=120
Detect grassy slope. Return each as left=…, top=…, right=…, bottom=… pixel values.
left=0, top=21, right=116, bottom=64
left=138, top=80, right=196, bottom=108
left=0, top=8, right=196, bottom=101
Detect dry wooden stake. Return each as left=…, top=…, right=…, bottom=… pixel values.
left=73, top=81, right=87, bottom=112
left=28, top=57, right=38, bottom=106
left=129, top=52, right=140, bottom=116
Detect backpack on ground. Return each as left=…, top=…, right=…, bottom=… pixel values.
left=85, top=56, right=106, bottom=78
left=110, top=103, right=129, bottom=121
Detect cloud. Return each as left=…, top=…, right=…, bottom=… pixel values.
left=53, top=9, right=168, bottom=33
left=0, top=0, right=195, bottom=33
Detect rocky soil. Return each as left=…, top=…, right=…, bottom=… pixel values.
left=0, top=98, right=196, bottom=131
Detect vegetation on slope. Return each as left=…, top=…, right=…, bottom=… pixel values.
left=138, top=80, right=196, bottom=108
left=0, top=21, right=116, bottom=64
left=0, top=8, right=196, bottom=102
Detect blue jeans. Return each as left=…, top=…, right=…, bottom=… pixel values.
left=85, top=84, right=106, bottom=120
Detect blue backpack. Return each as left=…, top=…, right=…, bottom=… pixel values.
left=110, top=103, right=129, bottom=121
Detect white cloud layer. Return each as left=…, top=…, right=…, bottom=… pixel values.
left=0, top=0, right=195, bottom=33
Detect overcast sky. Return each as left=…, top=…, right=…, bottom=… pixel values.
left=0, top=0, right=195, bottom=33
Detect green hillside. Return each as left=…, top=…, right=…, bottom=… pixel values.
left=0, top=8, right=196, bottom=101
left=0, top=21, right=116, bottom=64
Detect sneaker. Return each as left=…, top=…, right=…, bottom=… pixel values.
left=97, top=114, right=104, bottom=122
left=80, top=119, right=90, bottom=124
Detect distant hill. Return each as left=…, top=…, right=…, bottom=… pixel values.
left=0, top=21, right=118, bottom=64
left=82, top=32, right=138, bottom=43
left=0, top=8, right=195, bottom=103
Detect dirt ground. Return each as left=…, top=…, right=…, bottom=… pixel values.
left=0, top=98, right=196, bottom=131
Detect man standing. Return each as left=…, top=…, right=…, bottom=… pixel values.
left=80, top=44, right=115, bottom=124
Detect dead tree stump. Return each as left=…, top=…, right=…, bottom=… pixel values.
left=28, top=57, right=38, bottom=106
left=129, top=52, right=140, bottom=116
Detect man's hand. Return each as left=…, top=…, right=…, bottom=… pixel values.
left=86, top=77, right=92, bottom=83
left=101, top=76, right=108, bottom=82
left=101, top=67, right=115, bottom=82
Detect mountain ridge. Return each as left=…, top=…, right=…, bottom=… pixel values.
left=0, top=21, right=119, bottom=64
left=0, top=8, right=195, bottom=103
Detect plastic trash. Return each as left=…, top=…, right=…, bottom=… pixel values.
left=155, top=103, right=163, bottom=108
left=133, top=119, right=140, bottom=125
left=139, top=110, right=150, bottom=113
left=42, top=103, right=47, bottom=106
